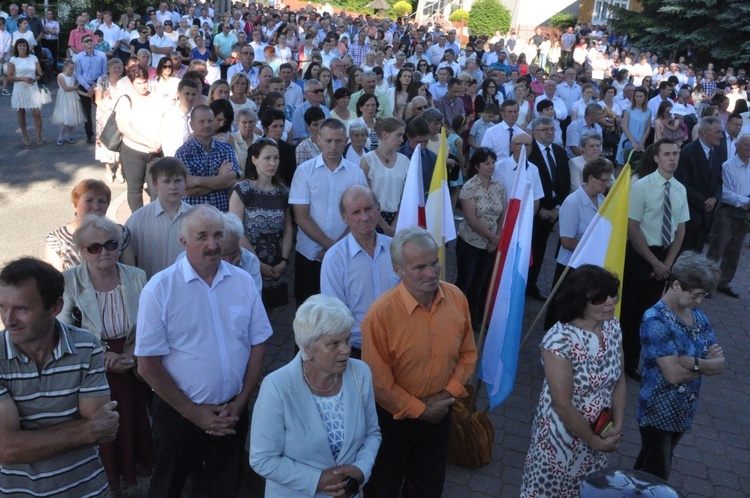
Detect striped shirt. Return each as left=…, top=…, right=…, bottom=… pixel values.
left=0, top=321, right=110, bottom=497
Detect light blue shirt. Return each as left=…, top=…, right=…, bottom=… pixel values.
left=291, top=101, right=331, bottom=142
left=557, top=185, right=604, bottom=265
left=74, top=49, right=107, bottom=89
left=721, top=153, right=750, bottom=207
left=320, top=233, right=400, bottom=347
left=565, top=118, right=603, bottom=159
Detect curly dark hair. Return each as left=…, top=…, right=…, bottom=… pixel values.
left=553, top=265, right=620, bottom=324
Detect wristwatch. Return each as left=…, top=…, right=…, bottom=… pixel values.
left=693, top=357, right=700, bottom=371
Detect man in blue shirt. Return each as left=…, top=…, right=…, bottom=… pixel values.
left=73, top=33, right=106, bottom=143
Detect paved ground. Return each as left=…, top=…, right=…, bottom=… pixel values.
left=1, top=83, right=748, bottom=498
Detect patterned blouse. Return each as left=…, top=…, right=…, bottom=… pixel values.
left=313, top=390, right=345, bottom=460
left=457, top=175, right=505, bottom=249
left=638, top=300, right=715, bottom=432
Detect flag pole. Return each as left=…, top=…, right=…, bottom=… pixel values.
left=470, top=246, right=504, bottom=410
left=519, top=265, right=571, bottom=349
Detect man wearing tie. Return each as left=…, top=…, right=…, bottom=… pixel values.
left=480, top=99, right=527, bottom=160
left=620, top=139, right=689, bottom=380
left=526, top=117, right=570, bottom=301
left=674, top=116, right=724, bottom=253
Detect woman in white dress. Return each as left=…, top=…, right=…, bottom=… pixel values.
left=11, top=19, right=36, bottom=53
left=359, top=117, right=409, bottom=236
left=8, top=38, right=43, bottom=146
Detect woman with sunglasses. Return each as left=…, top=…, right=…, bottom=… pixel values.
left=415, top=58, right=434, bottom=85
left=44, top=179, right=132, bottom=271
left=635, top=251, right=724, bottom=481
left=129, top=25, right=151, bottom=58
left=58, top=214, right=152, bottom=495
left=150, top=55, right=178, bottom=104
left=522, top=264, right=626, bottom=498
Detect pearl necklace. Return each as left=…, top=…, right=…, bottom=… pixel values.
left=302, top=362, right=339, bottom=393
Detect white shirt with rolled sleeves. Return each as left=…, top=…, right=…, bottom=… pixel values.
left=289, top=155, right=368, bottom=261
left=320, top=233, right=400, bottom=348
left=135, top=257, right=273, bottom=405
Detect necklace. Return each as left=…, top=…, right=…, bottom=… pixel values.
left=302, top=362, right=339, bottom=393
left=376, top=148, right=395, bottom=166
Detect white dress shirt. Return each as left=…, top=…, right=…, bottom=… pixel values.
left=480, top=121, right=526, bottom=160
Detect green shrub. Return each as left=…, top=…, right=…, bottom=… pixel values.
left=449, top=9, right=469, bottom=23
left=549, top=13, right=577, bottom=31
left=393, top=1, right=412, bottom=16
left=467, top=0, right=510, bottom=38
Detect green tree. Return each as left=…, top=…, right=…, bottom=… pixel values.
left=467, top=0, right=510, bottom=38
left=393, top=1, right=412, bottom=16
left=609, top=0, right=750, bottom=66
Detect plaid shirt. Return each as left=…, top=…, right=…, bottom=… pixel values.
left=349, top=41, right=369, bottom=66
left=176, top=138, right=240, bottom=212
left=701, top=80, right=717, bottom=99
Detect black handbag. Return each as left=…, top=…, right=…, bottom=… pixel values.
left=99, top=95, right=131, bottom=152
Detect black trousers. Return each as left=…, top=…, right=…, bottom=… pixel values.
left=78, top=85, right=94, bottom=139
left=527, top=216, right=556, bottom=292
left=634, top=425, right=684, bottom=481
left=364, top=404, right=451, bottom=498
left=293, top=251, right=321, bottom=306
left=620, top=243, right=668, bottom=372
left=148, top=395, right=247, bottom=498
left=543, top=262, right=567, bottom=331
left=454, top=237, right=496, bottom=324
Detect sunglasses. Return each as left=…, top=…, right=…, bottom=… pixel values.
left=414, top=105, right=427, bottom=111
left=588, top=293, right=617, bottom=306
left=85, top=240, right=119, bottom=254
left=163, top=64, right=172, bottom=68
left=309, top=88, right=325, bottom=93
left=241, top=51, right=254, bottom=55
left=83, top=38, right=94, bottom=43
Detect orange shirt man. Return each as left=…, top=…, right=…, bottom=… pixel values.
left=362, top=226, right=477, bottom=498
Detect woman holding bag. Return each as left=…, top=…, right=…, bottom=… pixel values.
left=115, top=63, right=164, bottom=212
left=522, top=265, right=626, bottom=498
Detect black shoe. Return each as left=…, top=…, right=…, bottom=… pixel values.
left=526, top=286, right=548, bottom=301
left=86, top=136, right=95, bottom=144
left=704, top=292, right=712, bottom=299
left=625, top=368, right=642, bottom=382
left=717, top=286, right=740, bottom=298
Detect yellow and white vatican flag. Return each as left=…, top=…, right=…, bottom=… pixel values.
left=424, top=128, right=456, bottom=278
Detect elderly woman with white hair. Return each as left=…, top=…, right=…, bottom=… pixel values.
left=250, top=294, right=381, bottom=498
left=231, top=108, right=260, bottom=171
left=344, top=120, right=370, bottom=165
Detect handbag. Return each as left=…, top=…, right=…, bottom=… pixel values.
left=100, top=95, right=131, bottom=152
left=39, top=86, right=52, bottom=105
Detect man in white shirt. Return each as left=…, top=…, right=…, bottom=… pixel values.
left=226, top=44, right=259, bottom=89
left=493, top=132, right=544, bottom=212
left=436, top=48, right=460, bottom=78
left=197, top=7, right=213, bottom=31
left=631, top=54, right=652, bottom=86
left=97, top=10, right=120, bottom=54
left=279, top=63, right=303, bottom=107
left=289, top=119, right=368, bottom=306
left=248, top=29, right=265, bottom=62
left=149, top=22, right=175, bottom=67
left=555, top=68, right=582, bottom=126
left=481, top=99, right=526, bottom=160
left=534, top=79, right=568, bottom=121
left=565, top=104, right=603, bottom=159
left=161, top=78, right=199, bottom=157
left=427, top=33, right=447, bottom=67
left=154, top=2, right=172, bottom=25
left=648, top=81, right=673, bottom=124
left=136, top=204, right=271, bottom=498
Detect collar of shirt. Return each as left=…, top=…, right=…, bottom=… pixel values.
left=346, top=232, right=388, bottom=259
left=698, top=139, right=711, bottom=159
left=179, top=254, right=232, bottom=287
left=396, top=281, right=446, bottom=315
left=3, top=321, right=75, bottom=362
left=311, top=153, right=350, bottom=173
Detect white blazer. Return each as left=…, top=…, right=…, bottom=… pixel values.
left=250, top=353, right=381, bottom=497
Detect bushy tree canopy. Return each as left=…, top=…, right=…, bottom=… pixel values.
left=393, top=1, right=412, bottom=16
left=468, top=0, right=510, bottom=38
left=449, top=9, right=469, bottom=23
left=609, top=0, right=750, bottom=66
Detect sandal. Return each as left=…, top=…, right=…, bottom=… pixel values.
left=57, top=139, right=64, bottom=146
left=67, top=137, right=75, bottom=144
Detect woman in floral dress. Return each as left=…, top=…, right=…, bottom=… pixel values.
left=522, top=265, right=626, bottom=497
left=95, top=58, right=126, bottom=182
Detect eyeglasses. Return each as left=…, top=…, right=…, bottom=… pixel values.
left=688, top=289, right=708, bottom=300
left=309, top=88, right=325, bottom=93
left=596, top=176, right=613, bottom=185
left=534, top=127, right=555, bottom=133
left=82, top=39, right=94, bottom=43
left=589, top=294, right=618, bottom=306
left=414, top=105, right=427, bottom=111
left=85, top=240, right=119, bottom=254
left=241, top=51, right=254, bottom=55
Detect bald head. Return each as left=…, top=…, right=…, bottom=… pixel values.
left=339, top=185, right=379, bottom=241
left=411, top=96, right=428, bottom=117
left=544, top=80, right=557, bottom=98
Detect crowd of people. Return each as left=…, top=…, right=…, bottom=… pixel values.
left=0, top=0, right=744, bottom=496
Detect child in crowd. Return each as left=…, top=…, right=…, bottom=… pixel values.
left=468, top=102, right=499, bottom=156
left=93, top=30, right=113, bottom=58
left=51, top=60, right=86, bottom=146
